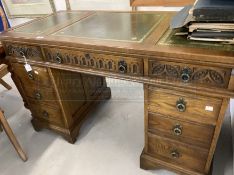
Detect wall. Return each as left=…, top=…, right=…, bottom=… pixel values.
left=53, top=0, right=131, bottom=11
left=54, top=0, right=181, bottom=11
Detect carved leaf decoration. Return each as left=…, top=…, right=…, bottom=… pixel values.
left=149, top=61, right=228, bottom=87
left=152, top=63, right=165, bottom=75
left=7, top=45, right=13, bottom=55
left=192, top=69, right=208, bottom=80
left=6, top=44, right=41, bottom=58
left=209, top=70, right=224, bottom=85
left=26, top=47, right=41, bottom=57
left=166, top=65, right=179, bottom=78
left=204, top=77, right=212, bottom=84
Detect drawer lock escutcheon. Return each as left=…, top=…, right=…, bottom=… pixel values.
left=56, top=54, right=62, bottom=64
left=19, top=51, right=25, bottom=57
left=85, top=53, right=90, bottom=59
left=171, top=150, right=180, bottom=159
left=28, top=72, right=34, bottom=80
left=42, top=111, right=49, bottom=118
left=176, top=98, right=186, bottom=112
left=35, top=92, right=42, bottom=100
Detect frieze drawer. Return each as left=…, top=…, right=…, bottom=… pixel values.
left=148, top=60, right=231, bottom=88
left=4, top=42, right=43, bottom=61
left=147, top=86, right=223, bottom=125
left=147, top=133, right=208, bottom=173
left=148, top=112, right=214, bottom=149
left=43, top=47, right=143, bottom=76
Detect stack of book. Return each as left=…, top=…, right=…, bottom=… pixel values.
left=171, top=0, right=234, bottom=44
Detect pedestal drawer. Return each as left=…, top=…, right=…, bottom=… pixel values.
left=23, top=86, right=57, bottom=102
left=147, top=86, right=222, bottom=125
left=148, top=112, right=214, bottom=149
left=11, top=63, right=51, bottom=87
left=29, top=100, right=64, bottom=127
left=147, top=133, right=208, bottom=172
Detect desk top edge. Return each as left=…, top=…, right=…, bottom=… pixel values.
left=1, top=11, right=234, bottom=66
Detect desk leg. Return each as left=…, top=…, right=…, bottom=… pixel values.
left=132, top=6, right=137, bottom=11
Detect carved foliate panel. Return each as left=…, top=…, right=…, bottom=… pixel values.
left=4, top=42, right=43, bottom=61
left=43, top=47, right=143, bottom=76
left=148, top=60, right=231, bottom=88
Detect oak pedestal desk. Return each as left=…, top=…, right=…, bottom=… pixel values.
left=1, top=11, right=234, bottom=175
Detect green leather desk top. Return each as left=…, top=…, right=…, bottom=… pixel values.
left=14, top=12, right=85, bottom=34
left=53, top=12, right=162, bottom=42
left=158, top=28, right=234, bottom=52
left=13, top=11, right=162, bottom=43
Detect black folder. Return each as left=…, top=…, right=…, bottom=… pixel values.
left=193, top=0, right=234, bottom=22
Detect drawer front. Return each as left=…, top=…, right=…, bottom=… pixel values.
left=4, top=42, right=43, bottom=61
left=23, top=86, right=57, bottom=102
left=11, top=63, right=51, bottom=87
left=147, top=133, right=208, bottom=172
left=147, top=86, right=222, bottom=125
left=148, top=112, right=214, bottom=149
left=43, top=47, right=143, bottom=76
left=29, top=100, right=64, bottom=126
left=148, top=60, right=231, bottom=88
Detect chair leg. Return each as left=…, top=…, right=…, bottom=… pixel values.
left=0, top=123, right=3, bottom=132
left=0, top=79, right=12, bottom=90
left=132, top=6, right=137, bottom=11
left=0, top=111, right=27, bottom=161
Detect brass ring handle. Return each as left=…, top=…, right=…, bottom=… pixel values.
left=28, top=72, right=34, bottom=80
left=35, top=92, right=42, bottom=100
left=176, top=98, right=186, bottom=112
left=173, top=124, right=183, bottom=136
left=42, top=111, right=49, bottom=118
left=181, top=68, right=192, bottom=83
left=119, top=65, right=126, bottom=73
left=171, top=150, right=180, bottom=159
left=118, top=60, right=127, bottom=73
left=56, top=55, right=62, bottom=64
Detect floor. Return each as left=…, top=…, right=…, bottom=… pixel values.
left=0, top=74, right=233, bottom=175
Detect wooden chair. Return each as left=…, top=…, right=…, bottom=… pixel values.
left=0, top=3, right=11, bottom=90
left=0, top=64, right=12, bottom=90
left=130, top=0, right=195, bottom=11
left=0, top=109, right=27, bottom=161
left=0, top=4, right=27, bottom=162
